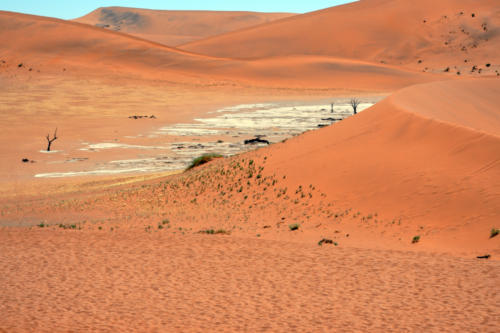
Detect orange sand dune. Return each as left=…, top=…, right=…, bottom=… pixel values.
left=0, top=79, right=498, bottom=332
left=0, top=10, right=216, bottom=79
left=183, top=0, right=500, bottom=74
left=1, top=79, right=497, bottom=257
left=0, top=10, right=433, bottom=90
left=74, top=7, right=295, bottom=46
left=257, top=78, right=500, bottom=254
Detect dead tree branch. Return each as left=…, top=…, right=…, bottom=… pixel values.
left=46, top=128, right=58, bottom=151
left=350, top=98, right=361, bottom=115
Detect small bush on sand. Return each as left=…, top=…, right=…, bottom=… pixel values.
left=186, top=153, right=222, bottom=171
left=318, top=238, right=338, bottom=246
left=490, top=228, right=499, bottom=238
left=199, top=229, right=229, bottom=235
left=412, top=235, right=420, bottom=244
left=289, top=223, right=300, bottom=231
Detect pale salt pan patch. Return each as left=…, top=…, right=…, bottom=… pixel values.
left=35, top=168, right=151, bottom=178
left=80, top=143, right=169, bottom=151
left=159, top=102, right=374, bottom=137
left=215, top=103, right=278, bottom=113
left=39, top=150, right=62, bottom=154
left=37, top=99, right=378, bottom=178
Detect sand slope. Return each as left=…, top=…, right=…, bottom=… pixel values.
left=0, top=11, right=432, bottom=89
left=0, top=10, right=215, bottom=78
left=74, top=7, right=295, bottom=46
left=183, top=0, right=500, bottom=74
left=258, top=78, right=500, bottom=254
left=1, top=79, right=497, bottom=257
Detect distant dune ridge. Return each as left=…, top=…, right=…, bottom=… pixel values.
left=182, top=0, right=500, bottom=71
left=74, top=7, right=295, bottom=46
left=2, top=0, right=498, bottom=90
left=0, top=10, right=432, bottom=90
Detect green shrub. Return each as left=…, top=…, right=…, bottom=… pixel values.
left=412, top=235, right=420, bottom=244
left=186, top=153, right=223, bottom=171
left=490, top=228, right=499, bottom=238
left=289, top=223, right=300, bottom=231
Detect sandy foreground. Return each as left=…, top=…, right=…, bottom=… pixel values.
left=1, top=230, right=499, bottom=332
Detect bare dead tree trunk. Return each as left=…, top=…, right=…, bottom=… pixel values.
left=46, top=128, right=58, bottom=151
left=350, top=98, right=360, bottom=115
left=331, top=102, right=334, bottom=113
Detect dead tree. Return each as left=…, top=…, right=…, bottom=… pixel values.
left=46, top=128, right=58, bottom=151
left=330, top=102, right=334, bottom=113
left=350, top=98, right=361, bottom=115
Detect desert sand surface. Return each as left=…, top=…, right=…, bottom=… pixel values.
left=1, top=0, right=499, bottom=331
left=1, top=230, right=498, bottom=332
left=74, top=7, right=295, bottom=46
left=183, top=0, right=500, bottom=74
left=0, top=10, right=433, bottom=88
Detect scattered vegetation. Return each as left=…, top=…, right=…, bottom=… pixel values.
left=490, top=228, right=499, bottom=239
left=11, top=154, right=379, bottom=242
left=412, top=235, right=421, bottom=244
left=199, top=229, right=230, bottom=235
left=318, top=238, right=337, bottom=246
left=186, top=153, right=223, bottom=171
left=58, top=223, right=78, bottom=230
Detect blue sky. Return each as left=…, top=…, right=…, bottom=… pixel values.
left=0, top=1, right=355, bottom=19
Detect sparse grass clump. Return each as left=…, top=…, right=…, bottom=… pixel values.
left=199, top=229, right=230, bottom=235
left=412, top=235, right=420, bottom=244
left=318, top=238, right=337, bottom=246
left=58, top=224, right=77, bottom=230
left=186, top=153, right=223, bottom=171
left=490, top=228, right=499, bottom=238
left=289, top=223, right=300, bottom=231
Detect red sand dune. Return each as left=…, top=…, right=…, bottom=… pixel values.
left=74, top=7, right=295, bottom=46
left=1, top=79, right=497, bottom=257
left=257, top=78, right=500, bottom=254
left=0, top=10, right=433, bottom=90
left=0, top=10, right=214, bottom=78
left=183, top=0, right=500, bottom=73
left=0, top=78, right=499, bottom=331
